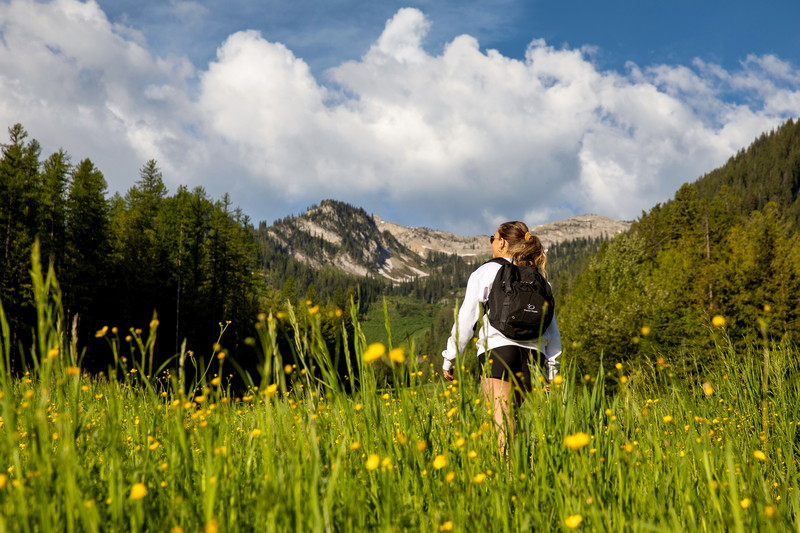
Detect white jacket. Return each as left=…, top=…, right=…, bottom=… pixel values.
left=441, top=258, right=562, bottom=379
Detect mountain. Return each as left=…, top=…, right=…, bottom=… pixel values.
left=261, top=200, right=426, bottom=282
left=375, top=214, right=630, bottom=257
left=260, top=199, right=631, bottom=281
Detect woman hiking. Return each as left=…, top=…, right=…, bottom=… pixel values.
left=441, top=221, right=562, bottom=453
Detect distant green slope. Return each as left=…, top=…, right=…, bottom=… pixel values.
left=560, top=119, right=800, bottom=376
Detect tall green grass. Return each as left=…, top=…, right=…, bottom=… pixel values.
left=0, top=245, right=798, bottom=531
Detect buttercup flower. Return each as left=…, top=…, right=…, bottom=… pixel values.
left=565, top=514, right=583, bottom=529
left=130, top=483, right=148, bottom=500
left=388, top=347, right=406, bottom=363
left=365, top=454, right=380, bottom=470
left=363, top=343, right=386, bottom=363
left=564, top=432, right=591, bottom=450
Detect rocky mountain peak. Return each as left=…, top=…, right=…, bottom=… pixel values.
left=263, top=200, right=631, bottom=281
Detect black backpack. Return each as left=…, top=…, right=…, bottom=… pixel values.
left=485, top=258, right=555, bottom=340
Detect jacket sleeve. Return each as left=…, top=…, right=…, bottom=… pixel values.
left=441, top=266, right=490, bottom=371
left=543, top=313, right=562, bottom=380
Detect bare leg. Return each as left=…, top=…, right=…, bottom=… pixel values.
left=481, top=377, right=514, bottom=454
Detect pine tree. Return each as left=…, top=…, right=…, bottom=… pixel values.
left=0, top=124, right=42, bottom=348
left=64, top=158, right=111, bottom=333
left=38, top=150, right=71, bottom=267
left=113, top=160, right=170, bottom=325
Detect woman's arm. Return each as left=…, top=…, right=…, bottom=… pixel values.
left=441, top=263, right=497, bottom=373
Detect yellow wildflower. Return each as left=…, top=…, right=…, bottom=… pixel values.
left=662, top=415, right=674, bottom=423
left=433, top=455, right=447, bottom=470
left=712, top=315, right=726, bottom=327
left=445, top=472, right=456, bottom=483
left=640, top=326, right=651, bottom=336
left=388, top=347, right=405, bottom=363
left=95, top=326, right=108, bottom=338
left=564, top=432, right=591, bottom=450
left=753, top=450, right=767, bottom=461
left=472, top=473, right=487, bottom=484
left=130, top=483, right=148, bottom=500
left=740, top=498, right=752, bottom=509
left=365, top=454, right=380, bottom=471
left=363, top=343, right=386, bottom=363
left=565, top=514, right=583, bottom=529
left=440, top=521, right=453, bottom=531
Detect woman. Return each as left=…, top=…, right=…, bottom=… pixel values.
left=441, top=221, right=561, bottom=452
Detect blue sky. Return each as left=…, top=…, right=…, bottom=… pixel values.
left=96, top=0, right=800, bottom=75
left=1, top=0, right=799, bottom=234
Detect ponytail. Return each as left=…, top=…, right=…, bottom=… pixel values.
left=496, top=221, right=547, bottom=277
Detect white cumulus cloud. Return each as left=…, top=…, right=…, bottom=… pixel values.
left=1, top=1, right=798, bottom=234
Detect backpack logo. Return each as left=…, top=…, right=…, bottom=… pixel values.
left=523, top=303, right=538, bottom=313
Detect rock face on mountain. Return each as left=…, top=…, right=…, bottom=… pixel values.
left=374, top=214, right=631, bottom=257
left=263, top=200, right=427, bottom=282
left=262, top=200, right=631, bottom=281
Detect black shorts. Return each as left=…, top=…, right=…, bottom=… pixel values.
left=478, top=345, right=545, bottom=385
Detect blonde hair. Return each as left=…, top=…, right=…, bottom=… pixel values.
left=497, top=221, right=547, bottom=277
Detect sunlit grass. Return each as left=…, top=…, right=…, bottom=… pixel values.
left=0, top=245, right=798, bottom=531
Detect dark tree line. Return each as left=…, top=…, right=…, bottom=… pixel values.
left=0, top=124, right=259, bottom=374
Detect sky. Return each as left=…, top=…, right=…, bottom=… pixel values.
left=1, top=0, right=799, bottom=235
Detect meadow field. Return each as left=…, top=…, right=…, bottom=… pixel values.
left=1, top=257, right=798, bottom=532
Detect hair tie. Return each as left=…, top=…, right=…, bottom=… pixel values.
left=524, top=232, right=532, bottom=241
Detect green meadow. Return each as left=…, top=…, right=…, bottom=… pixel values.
left=1, top=254, right=798, bottom=532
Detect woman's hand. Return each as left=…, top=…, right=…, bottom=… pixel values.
left=443, top=369, right=454, bottom=381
